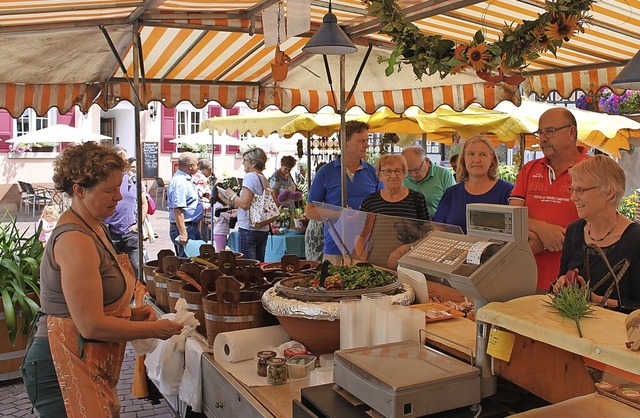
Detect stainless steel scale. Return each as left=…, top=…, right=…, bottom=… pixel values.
left=325, top=204, right=538, bottom=418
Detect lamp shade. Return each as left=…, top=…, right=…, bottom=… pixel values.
left=611, top=50, right=640, bottom=90
left=302, top=12, right=358, bottom=55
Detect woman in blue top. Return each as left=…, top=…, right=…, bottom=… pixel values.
left=433, top=135, right=513, bottom=233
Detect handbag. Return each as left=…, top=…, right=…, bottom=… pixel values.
left=249, top=174, right=280, bottom=229
left=146, top=192, right=157, bottom=215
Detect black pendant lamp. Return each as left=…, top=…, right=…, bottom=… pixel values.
left=611, top=50, right=640, bottom=90
left=302, top=1, right=357, bottom=55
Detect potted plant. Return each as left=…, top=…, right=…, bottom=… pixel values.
left=0, top=212, right=42, bottom=347
left=29, top=142, right=56, bottom=152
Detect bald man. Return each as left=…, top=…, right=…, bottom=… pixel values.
left=510, top=107, right=590, bottom=291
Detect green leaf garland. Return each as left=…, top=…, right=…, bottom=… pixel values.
left=363, top=0, right=596, bottom=84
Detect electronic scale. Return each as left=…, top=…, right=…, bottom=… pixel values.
left=329, top=204, right=538, bottom=418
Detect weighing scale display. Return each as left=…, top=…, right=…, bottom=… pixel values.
left=468, top=209, right=512, bottom=234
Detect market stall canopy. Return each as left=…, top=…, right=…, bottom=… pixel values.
left=5, top=124, right=111, bottom=144
left=168, top=129, right=242, bottom=146
left=495, top=99, right=640, bottom=158
left=0, top=1, right=638, bottom=117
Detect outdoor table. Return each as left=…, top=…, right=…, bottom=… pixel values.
left=227, top=230, right=305, bottom=262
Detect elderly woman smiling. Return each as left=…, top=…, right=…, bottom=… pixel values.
left=553, top=155, right=640, bottom=312
left=358, top=154, right=429, bottom=268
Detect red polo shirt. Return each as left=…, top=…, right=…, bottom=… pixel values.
left=511, top=147, right=589, bottom=290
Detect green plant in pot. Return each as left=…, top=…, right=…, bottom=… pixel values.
left=0, top=212, right=43, bottom=345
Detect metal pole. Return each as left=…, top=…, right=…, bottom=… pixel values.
left=340, top=55, right=347, bottom=208
left=132, top=22, right=144, bottom=282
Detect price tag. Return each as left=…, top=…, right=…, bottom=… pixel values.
left=486, top=328, right=515, bottom=362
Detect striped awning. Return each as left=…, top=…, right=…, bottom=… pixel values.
left=0, top=0, right=638, bottom=116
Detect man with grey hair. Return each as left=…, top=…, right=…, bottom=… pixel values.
left=402, top=146, right=455, bottom=216
left=168, top=152, right=204, bottom=257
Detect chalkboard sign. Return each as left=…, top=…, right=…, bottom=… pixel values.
left=142, top=142, right=159, bottom=179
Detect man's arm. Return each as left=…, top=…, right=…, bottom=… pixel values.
left=305, top=202, right=321, bottom=221
left=510, top=198, right=565, bottom=253
left=173, top=208, right=187, bottom=245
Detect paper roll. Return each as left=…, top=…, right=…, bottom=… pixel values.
left=213, top=325, right=290, bottom=363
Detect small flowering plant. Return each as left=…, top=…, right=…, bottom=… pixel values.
left=277, top=189, right=303, bottom=206
left=618, top=188, right=639, bottom=221
left=8, top=143, right=32, bottom=156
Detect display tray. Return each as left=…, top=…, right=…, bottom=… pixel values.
left=410, top=302, right=466, bottom=322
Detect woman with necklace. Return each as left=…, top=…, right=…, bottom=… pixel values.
left=22, top=142, right=183, bottom=417
left=554, top=155, right=640, bottom=313
left=432, top=135, right=514, bottom=234
left=358, top=154, right=429, bottom=268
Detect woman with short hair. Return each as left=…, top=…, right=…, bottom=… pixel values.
left=22, top=142, right=183, bottom=417
left=554, top=155, right=640, bottom=312
left=220, top=147, right=272, bottom=261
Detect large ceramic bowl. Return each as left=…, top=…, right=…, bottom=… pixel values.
left=274, top=276, right=402, bottom=302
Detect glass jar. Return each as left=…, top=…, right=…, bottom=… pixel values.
left=256, top=350, right=277, bottom=377
left=266, top=357, right=288, bottom=385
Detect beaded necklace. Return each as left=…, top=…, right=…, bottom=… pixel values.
left=587, top=212, right=619, bottom=243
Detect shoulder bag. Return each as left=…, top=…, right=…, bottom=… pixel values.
left=249, top=174, right=280, bottom=228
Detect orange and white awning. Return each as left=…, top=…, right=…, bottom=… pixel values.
left=0, top=0, right=639, bottom=117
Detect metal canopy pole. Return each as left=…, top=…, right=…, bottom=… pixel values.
left=132, top=22, right=145, bottom=282
left=339, top=55, right=347, bottom=208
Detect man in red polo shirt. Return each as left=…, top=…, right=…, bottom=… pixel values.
left=510, top=107, right=589, bottom=291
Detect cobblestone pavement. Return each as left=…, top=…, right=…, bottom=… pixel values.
left=0, top=208, right=178, bottom=417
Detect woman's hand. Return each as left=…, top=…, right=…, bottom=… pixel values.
left=130, top=305, right=157, bottom=322
left=552, top=269, right=585, bottom=293
left=388, top=244, right=412, bottom=270
left=153, top=319, right=184, bottom=340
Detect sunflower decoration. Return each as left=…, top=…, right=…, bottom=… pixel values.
left=467, top=42, right=491, bottom=72
left=545, top=13, right=582, bottom=42
left=363, top=0, right=596, bottom=84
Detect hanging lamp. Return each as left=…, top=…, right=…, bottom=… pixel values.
left=611, top=50, right=640, bottom=90
left=302, top=1, right=357, bottom=55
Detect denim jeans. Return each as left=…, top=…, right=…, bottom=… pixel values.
left=110, top=230, right=140, bottom=278
left=238, top=228, right=269, bottom=262
left=169, top=222, right=202, bottom=258
left=22, top=338, right=67, bottom=417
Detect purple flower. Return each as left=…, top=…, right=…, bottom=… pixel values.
left=278, top=189, right=295, bottom=205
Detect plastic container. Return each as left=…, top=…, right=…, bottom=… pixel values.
left=283, top=347, right=308, bottom=360
left=256, top=350, right=277, bottom=377
left=266, top=357, right=288, bottom=385
left=286, top=355, right=316, bottom=380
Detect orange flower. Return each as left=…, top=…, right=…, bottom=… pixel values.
left=545, top=14, right=580, bottom=42
left=466, top=43, right=490, bottom=72
left=532, top=25, right=551, bottom=52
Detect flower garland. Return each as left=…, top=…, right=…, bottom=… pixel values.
left=363, top=0, right=595, bottom=84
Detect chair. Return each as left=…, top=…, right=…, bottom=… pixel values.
left=154, top=177, right=167, bottom=209
left=18, top=181, right=53, bottom=216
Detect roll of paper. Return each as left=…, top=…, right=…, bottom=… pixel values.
left=213, top=325, right=290, bottom=363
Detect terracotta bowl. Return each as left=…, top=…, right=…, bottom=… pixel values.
left=276, top=316, right=340, bottom=355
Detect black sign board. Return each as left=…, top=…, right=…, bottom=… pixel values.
left=142, top=142, right=159, bottom=179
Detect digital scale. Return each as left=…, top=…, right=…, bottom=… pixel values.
left=328, top=204, right=538, bottom=418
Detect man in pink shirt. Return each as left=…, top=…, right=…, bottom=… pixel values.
left=510, top=107, right=589, bottom=291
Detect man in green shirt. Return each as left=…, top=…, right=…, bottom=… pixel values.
left=402, top=146, right=455, bottom=216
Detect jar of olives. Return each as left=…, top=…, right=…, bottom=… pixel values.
left=256, top=350, right=276, bottom=377
left=266, top=357, right=288, bottom=385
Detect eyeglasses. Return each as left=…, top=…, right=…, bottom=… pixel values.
left=406, top=160, right=425, bottom=174
left=379, top=168, right=404, bottom=177
left=568, top=186, right=597, bottom=195
left=533, top=124, right=572, bottom=139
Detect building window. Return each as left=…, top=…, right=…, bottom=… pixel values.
left=176, top=108, right=202, bottom=137
left=426, top=141, right=440, bottom=154
left=15, top=109, right=52, bottom=137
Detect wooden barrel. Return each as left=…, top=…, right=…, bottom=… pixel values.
left=145, top=250, right=175, bottom=302
left=154, top=256, right=181, bottom=312
left=166, top=277, right=182, bottom=313
left=181, top=268, right=217, bottom=336
left=202, top=275, right=275, bottom=346
left=142, top=259, right=159, bottom=298
left=0, top=305, right=31, bottom=381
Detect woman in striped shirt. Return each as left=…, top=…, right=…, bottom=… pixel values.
left=357, top=154, right=429, bottom=268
